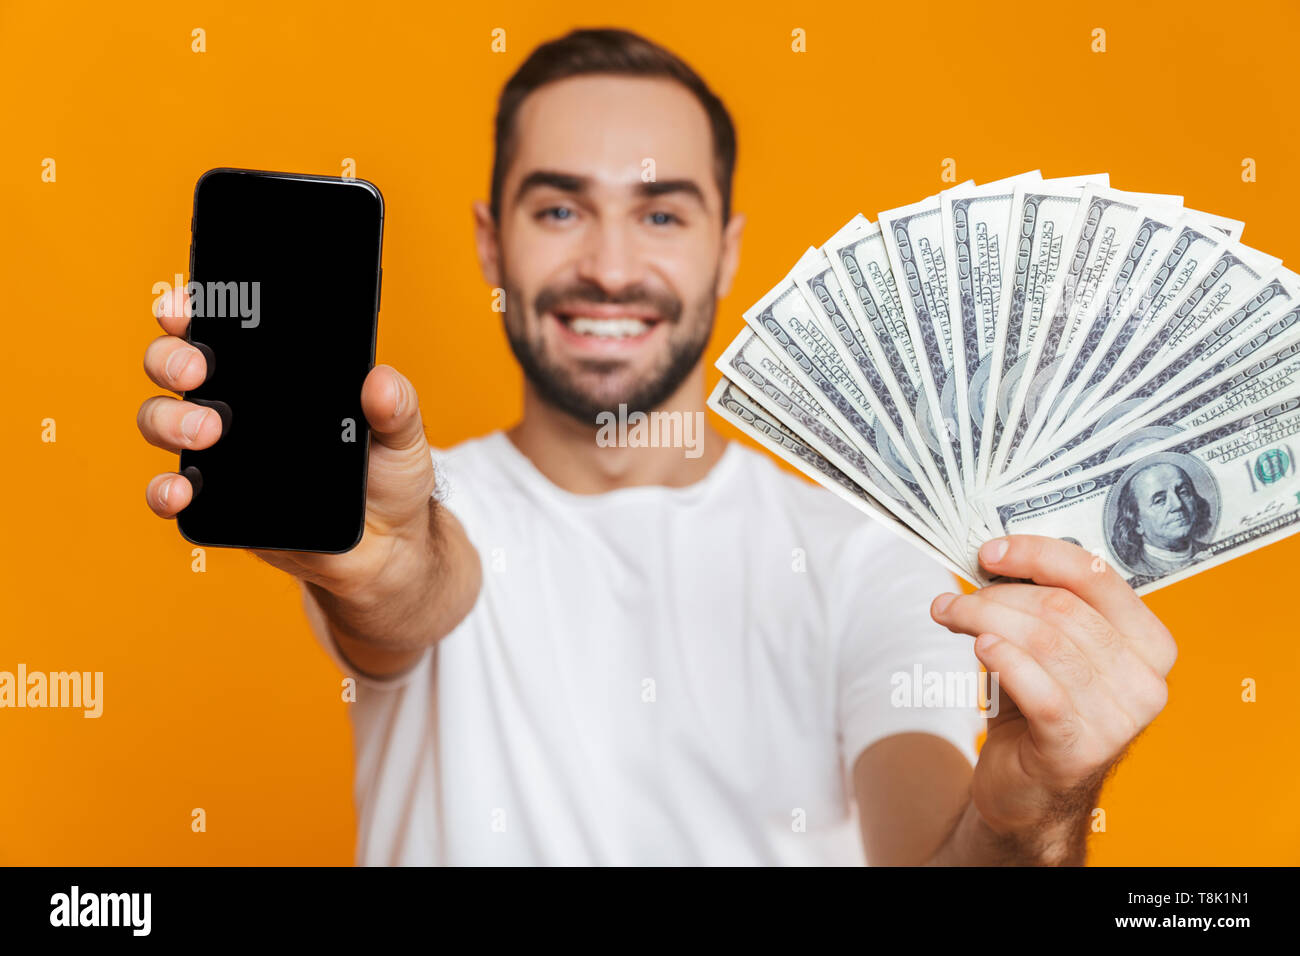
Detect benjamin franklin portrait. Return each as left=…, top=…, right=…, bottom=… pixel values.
left=1105, top=452, right=1220, bottom=577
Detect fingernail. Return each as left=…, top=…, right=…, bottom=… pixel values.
left=165, top=347, right=199, bottom=384
left=181, top=408, right=209, bottom=441
left=159, top=478, right=173, bottom=505
left=981, top=538, right=1009, bottom=564
left=933, top=592, right=957, bottom=615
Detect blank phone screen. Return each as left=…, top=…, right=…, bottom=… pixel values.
left=178, top=169, right=383, bottom=552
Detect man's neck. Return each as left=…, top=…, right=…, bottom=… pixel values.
left=505, top=366, right=728, bottom=495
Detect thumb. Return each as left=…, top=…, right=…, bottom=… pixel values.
left=361, top=365, right=428, bottom=452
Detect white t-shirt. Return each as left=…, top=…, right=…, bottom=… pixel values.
left=302, top=431, right=984, bottom=865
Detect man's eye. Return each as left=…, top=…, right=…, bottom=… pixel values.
left=537, top=206, right=576, bottom=222
left=645, top=210, right=681, bottom=226
left=1152, top=493, right=1166, bottom=505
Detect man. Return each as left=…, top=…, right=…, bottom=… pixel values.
left=1113, top=459, right=1215, bottom=575
left=138, top=28, right=1177, bottom=865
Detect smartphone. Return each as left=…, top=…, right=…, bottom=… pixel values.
left=177, top=168, right=384, bottom=553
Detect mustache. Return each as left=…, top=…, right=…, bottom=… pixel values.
left=535, top=280, right=683, bottom=323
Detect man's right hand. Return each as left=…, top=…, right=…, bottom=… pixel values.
left=137, top=289, right=482, bottom=675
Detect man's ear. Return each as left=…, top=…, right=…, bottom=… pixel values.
left=715, top=211, right=746, bottom=300
left=472, top=200, right=502, bottom=288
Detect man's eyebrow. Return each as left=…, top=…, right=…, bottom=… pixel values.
left=513, top=170, right=709, bottom=210
left=637, top=178, right=707, bottom=208
left=514, top=170, right=591, bottom=203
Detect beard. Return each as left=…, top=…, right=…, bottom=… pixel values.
left=502, top=274, right=716, bottom=425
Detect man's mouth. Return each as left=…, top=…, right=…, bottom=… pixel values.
left=563, top=315, right=657, bottom=338
left=548, top=304, right=665, bottom=346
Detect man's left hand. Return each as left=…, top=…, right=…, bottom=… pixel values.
left=929, top=534, right=1178, bottom=863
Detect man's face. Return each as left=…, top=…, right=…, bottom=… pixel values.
left=1131, top=463, right=1198, bottom=550
left=477, top=74, right=743, bottom=423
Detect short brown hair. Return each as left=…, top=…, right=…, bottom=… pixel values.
left=490, top=28, right=738, bottom=224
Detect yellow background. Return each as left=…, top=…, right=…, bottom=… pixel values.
left=2, top=0, right=1297, bottom=864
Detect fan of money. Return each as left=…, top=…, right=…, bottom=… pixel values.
left=709, top=171, right=1300, bottom=593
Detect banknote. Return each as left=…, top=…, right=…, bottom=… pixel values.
left=979, top=175, right=1109, bottom=486
left=1018, top=208, right=1244, bottom=466
left=715, top=327, right=967, bottom=561
left=1025, top=217, right=1234, bottom=453
left=789, top=246, right=956, bottom=518
left=941, top=170, right=1042, bottom=496
left=996, top=295, right=1300, bottom=490
left=1044, top=244, right=1284, bottom=457
left=878, top=187, right=973, bottom=510
left=1005, top=187, right=1186, bottom=471
left=997, top=272, right=1296, bottom=494
left=821, top=216, right=965, bottom=520
left=741, top=264, right=963, bottom=533
left=708, top=170, right=1298, bottom=598
left=707, top=378, right=983, bottom=584
left=1081, top=270, right=1300, bottom=442
left=984, top=393, right=1300, bottom=594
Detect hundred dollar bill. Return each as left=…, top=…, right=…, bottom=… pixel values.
left=991, top=183, right=1179, bottom=476
left=1059, top=243, right=1283, bottom=446
left=1014, top=208, right=1184, bottom=466
left=821, top=216, right=964, bottom=521
left=1005, top=187, right=1185, bottom=471
left=1004, top=269, right=1298, bottom=491
left=1019, top=208, right=1244, bottom=467
left=942, top=170, right=1042, bottom=496
left=717, top=328, right=897, bottom=499
left=715, top=327, right=967, bottom=561
left=1154, top=245, right=1282, bottom=359
left=708, top=378, right=984, bottom=586
left=878, top=186, right=974, bottom=504
left=788, top=244, right=957, bottom=519
left=1025, top=216, right=1233, bottom=454
left=978, top=175, right=1108, bottom=487
left=1083, top=270, right=1300, bottom=439
left=741, top=261, right=963, bottom=533
left=997, top=296, right=1300, bottom=489
left=983, top=392, right=1300, bottom=594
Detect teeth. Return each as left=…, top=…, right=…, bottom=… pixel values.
left=566, top=316, right=652, bottom=338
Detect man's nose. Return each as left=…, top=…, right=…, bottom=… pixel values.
left=575, top=219, right=642, bottom=293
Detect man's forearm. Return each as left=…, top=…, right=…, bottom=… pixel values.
left=307, top=500, right=482, bottom=674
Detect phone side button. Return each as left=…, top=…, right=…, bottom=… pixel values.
left=190, top=341, right=215, bottom=383
left=377, top=267, right=382, bottom=312
left=182, top=465, right=203, bottom=500
left=190, top=398, right=232, bottom=437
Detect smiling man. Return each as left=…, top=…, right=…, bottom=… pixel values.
left=138, top=27, right=1177, bottom=865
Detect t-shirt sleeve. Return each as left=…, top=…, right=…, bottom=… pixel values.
left=835, top=528, right=986, bottom=774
